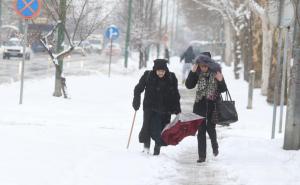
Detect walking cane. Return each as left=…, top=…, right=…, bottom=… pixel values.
left=127, top=111, right=137, bottom=149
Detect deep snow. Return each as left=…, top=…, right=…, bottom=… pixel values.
left=0, top=56, right=299, bottom=185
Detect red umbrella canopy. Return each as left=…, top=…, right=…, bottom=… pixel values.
left=161, top=113, right=205, bottom=145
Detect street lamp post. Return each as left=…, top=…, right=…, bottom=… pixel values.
left=124, top=0, right=133, bottom=68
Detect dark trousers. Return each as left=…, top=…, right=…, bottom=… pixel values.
left=197, top=105, right=218, bottom=159
left=139, top=110, right=170, bottom=148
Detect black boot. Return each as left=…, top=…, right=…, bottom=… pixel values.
left=143, top=143, right=150, bottom=154
left=213, top=148, right=219, bottom=156
left=153, top=143, right=161, bottom=155
left=197, top=157, right=206, bottom=163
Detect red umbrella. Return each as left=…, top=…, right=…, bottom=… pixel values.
left=161, top=113, right=205, bottom=145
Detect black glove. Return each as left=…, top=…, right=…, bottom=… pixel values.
left=132, top=96, right=140, bottom=111
left=173, top=106, right=181, bottom=115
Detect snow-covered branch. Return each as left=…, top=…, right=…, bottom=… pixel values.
left=193, top=0, right=248, bottom=33
left=40, top=21, right=74, bottom=65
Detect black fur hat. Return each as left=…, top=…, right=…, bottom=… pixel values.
left=201, top=52, right=211, bottom=58
left=153, top=59, right=168, bottom=71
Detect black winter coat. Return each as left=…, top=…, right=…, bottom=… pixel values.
left=134, top=70, right=181, bottom=114
left=180, top=46, right=195, bottom=63
left=185, top=71, right=227, bottom=117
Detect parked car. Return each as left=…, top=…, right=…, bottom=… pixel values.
left=31, top=40, right=46, bottom=53
left=72, top=41, right=87, bottom=56
left=88, top=39, right=102, bottom=53
left=3, top=38, right=31, bottom=60
left=104, top=43, right=121, bottom=56
left=60, top=41, right=85, bottom=57
left=81, top=40, right=92, bottom=53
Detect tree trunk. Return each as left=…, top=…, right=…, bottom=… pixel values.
left=283, top=0, right=300, bottom=149
left=224, top=18, right=233, bottom=66
left=251, top=13, right=263, bottom=87
left=261, top=17, right=275, bottom=95
left=267, top=28, right=290, bottom=105
left=53, top=0, right=67, bottom=97
left=243, top=14, right=254, bottom=82
left=267, top=28, right=281, bottom=103
left=241, top=24, right=247, bottom=79
left=233, top=30, right=241, bottom=79
left=138, top=43, right=143, bottom=69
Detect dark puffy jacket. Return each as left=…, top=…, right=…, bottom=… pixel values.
left=134, top=70, right=181, bottom=114
left=180, top=46, right=195, bottom=63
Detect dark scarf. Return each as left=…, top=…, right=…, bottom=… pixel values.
left=195, top=72, right=218, bottom=102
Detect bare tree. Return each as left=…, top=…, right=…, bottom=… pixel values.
left=192, top=0, right=249, bottom=79
left=248, top=0, right=275, bottom=95
left=192, top=0, right=279, bottom=94
left=112, top=0, right=159, bottom=68
left=40, top=0, right=115, bottom=98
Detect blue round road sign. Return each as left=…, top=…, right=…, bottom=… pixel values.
left=14, top=0, right=41, bottom=19
left=105, top=25, right=119, bottom=40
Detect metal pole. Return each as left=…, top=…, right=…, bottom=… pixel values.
left=279, top=28, right=290, bottom=133
left=108, top=38, right=112, bottom=77
left=247, top=70, right=255, bottom=109
left=124, top=0, right=133, bottom=68
left=170, top=0, right=175, bottom=53
left=0, top=0, right=2, bottom=43
left=19, top=20, right=28, bottom=105
left=158, top=0, right=164, bottom=58
left=271, top=28, right=283, bottom=139
left=165, top=0, right=169, bottom=33
left=271, top=0, right=284, bottom=139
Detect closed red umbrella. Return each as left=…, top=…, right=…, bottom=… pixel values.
left=161, top=113, right=205, bottom=145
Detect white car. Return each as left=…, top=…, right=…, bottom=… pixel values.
left=3, top=38, right=31, bottom=60
left=88, top=39, right=102, bottom=53
left=72, top=41, right=87, bottom=56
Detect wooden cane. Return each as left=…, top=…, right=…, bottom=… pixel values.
left=126, top=111, right=137, bottom=149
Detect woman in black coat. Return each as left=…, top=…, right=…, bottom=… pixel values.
left=180, top=46, right=196, bottom=84
left=185, top=52, right=227, bottom=163
left=132, top=59, right=181, bottom=155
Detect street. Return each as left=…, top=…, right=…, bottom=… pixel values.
left=0, top=52, right=121, bottom=84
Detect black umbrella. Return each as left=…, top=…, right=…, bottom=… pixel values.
left=195, top=54, right=221, bottom=72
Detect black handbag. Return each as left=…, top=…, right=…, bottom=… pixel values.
left=215, top=90, right=238, bottom=126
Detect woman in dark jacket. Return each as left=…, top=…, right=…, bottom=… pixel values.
left=180, top=46, right=196, bottom=84
left=185, top=52, right=227, bottom=163
left=132, top=59, right=181, bottom=155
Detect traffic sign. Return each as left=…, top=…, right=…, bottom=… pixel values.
left=14, top=0, right=41, bottom=20
left=105, top=25, right=120, bottom=40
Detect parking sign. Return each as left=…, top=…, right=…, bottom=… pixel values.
left=14, top=0, right=41, bottom=19
left=105, top=25, right=119, bottom=40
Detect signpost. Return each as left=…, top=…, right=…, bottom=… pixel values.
left=267, top=0, right=295, bottom=28
left=14, top=0, right=41, bottom=104
left=268, top=0, right=295, bottom=139
left=105, top=25, right=119, bottom=77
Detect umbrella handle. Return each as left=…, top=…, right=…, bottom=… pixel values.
left=126, top=111, right=137, bottom=149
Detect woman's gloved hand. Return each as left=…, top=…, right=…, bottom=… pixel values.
left=132, top=96, right=140, bottom=111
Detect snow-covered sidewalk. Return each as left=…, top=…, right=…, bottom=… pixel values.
left=0, top=57, right=299, bottom=185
